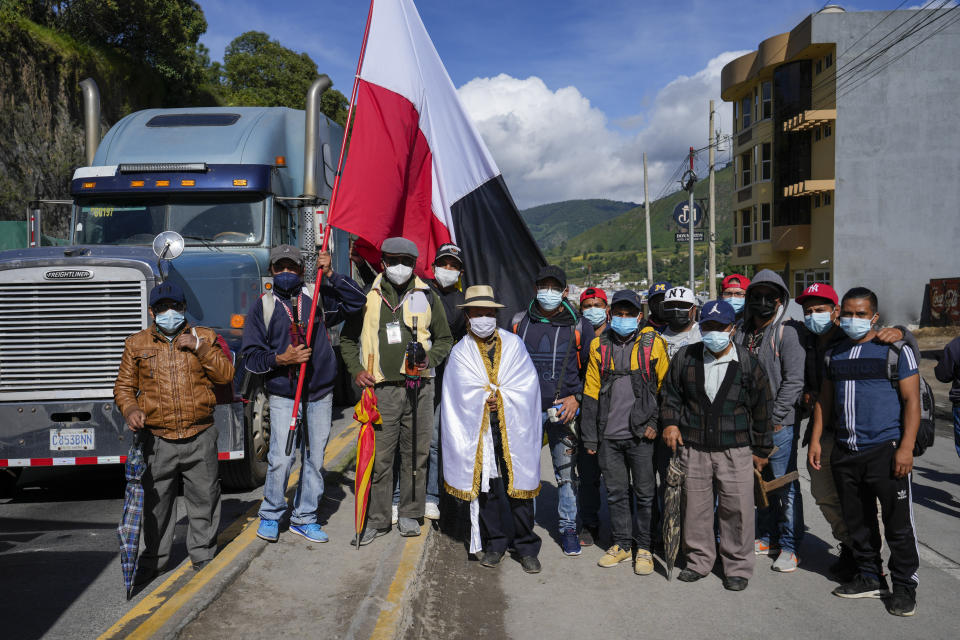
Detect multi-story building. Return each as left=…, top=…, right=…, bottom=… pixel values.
left=720, top=5, right=960, bottom=323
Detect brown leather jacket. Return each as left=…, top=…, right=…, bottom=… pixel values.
left=114, top=323, right=234, bottom=440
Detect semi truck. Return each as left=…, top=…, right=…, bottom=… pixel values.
left=0, top=77, right=349, bottom=491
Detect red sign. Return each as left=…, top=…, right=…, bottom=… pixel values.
left=929, top=278, right=960, bottom=325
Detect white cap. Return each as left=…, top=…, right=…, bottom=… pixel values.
left=664, top=286, right=696, bottom=305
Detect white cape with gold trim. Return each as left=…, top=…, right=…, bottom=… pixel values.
left=441, top=329, right=542, bottom=553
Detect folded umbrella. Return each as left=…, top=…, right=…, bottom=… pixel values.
left=353, top=356, right=380, bottom=549
left=117, top=432, right=146, bottom=599
left=661, top=450, right=685, bottom=580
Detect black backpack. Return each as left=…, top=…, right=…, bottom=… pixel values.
left=885, top=341, right=936, bottom=457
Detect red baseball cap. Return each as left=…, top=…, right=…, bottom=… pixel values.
left=580, top=287, right=607, bottom=304
left=722, top=274, right=750, bottom=291
left=796, top=283, right=839, bottom=306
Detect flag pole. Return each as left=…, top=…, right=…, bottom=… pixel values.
left=284, top=0, right=377, bottom=456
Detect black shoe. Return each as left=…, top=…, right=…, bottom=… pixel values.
left=520, top=555, right=541, bottom=574
left=192, top=560, right=211, bottom=572
left=481, top=550, right=504, bottom=568
left=833, top=573, right=889, bottom=599
left=886, top=585, right=917, bottom=617
left=829, top=544, right=857, bottom=582
left=723, top=576, right=748, bottom=591
left=133, top=568, right=158, bottom=587
left=677, top=568, right=706, bottom=583
left=579, top=524, right=599, bottom=547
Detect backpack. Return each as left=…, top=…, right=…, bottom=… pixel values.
left=261, top=282, right=317, bottom=329
left=885, top=341, right=936, bottom=457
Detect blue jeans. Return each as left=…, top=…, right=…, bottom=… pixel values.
left=954, top=406, right=960, bottom=459
left=542, top=413, right=578, bottom=532
left=756, top=424, right=804, bottom=553
left=258, top=394, right=333, bottom=525
left=393, top=402, right=441, bottom=506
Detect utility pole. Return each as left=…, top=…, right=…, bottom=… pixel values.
left=683, top=147, right=697, bottom=291
left=708, top=100, right=717, bottom=299
left=643, top=152, right=653, bottom=287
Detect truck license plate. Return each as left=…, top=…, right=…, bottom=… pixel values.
left=49, top=428, right=95, bottom=451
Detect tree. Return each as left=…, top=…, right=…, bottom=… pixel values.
left=221, top=31, right=348, bottom=124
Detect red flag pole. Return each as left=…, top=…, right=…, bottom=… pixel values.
left=284, top=0, right=378, bottom=455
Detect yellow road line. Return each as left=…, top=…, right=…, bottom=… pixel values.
left=368, top=532, right=429, bottom=640
left=99, top=420, right=360, bottom=639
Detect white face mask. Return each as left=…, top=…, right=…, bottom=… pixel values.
left=469, top=316, right=497, bottom=339
left=434, top=266, right=460, bottom=288
left=385, top=264, right=414, bottom=285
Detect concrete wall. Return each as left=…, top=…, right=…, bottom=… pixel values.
left=813, top=10, right=960, bottom=324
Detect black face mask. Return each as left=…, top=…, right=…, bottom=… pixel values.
left=664, top=307, right=691, bottom=330
left=648, top=298, right=665, bottom=324
left=747, top=297, right=778, bottom=319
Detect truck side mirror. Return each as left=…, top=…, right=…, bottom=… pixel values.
left=152, top=231, right=184, bottom=282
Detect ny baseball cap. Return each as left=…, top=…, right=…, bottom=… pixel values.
left=700, top=300, right=736, bottom=326
left=579, top=287, right=608, bottom=304
left=796, top=282, right=839, bottom=306
left=664, top=286, right=696, bottom=306
left=722, top=274, right=751, bottom=291
left=648, top=281, right=671, bottom=298
left=269, top=244, right=303, bottom=267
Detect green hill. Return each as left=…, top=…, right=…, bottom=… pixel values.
left=520, top=199, right=637, bottom=250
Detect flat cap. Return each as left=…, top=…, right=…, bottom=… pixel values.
left=381, top=237, right=419, bottom=258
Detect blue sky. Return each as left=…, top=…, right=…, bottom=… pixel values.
left=197, top=0, right=943, bottom=207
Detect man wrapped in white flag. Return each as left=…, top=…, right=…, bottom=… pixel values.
left=441, top=285, right=544, bottom=574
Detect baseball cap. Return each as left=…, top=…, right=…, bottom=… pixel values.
left=722, top=274, right=751, bottom=291
left=700, top=300, right=736, bottom=326
left=796, top=282, right=839, bottom=306
left=579, top=287, right=608, bottom=304
left=535, top=265, right=567, bottom=288
left=269, top=244, right=303, bottom=267
left=381, top=237, right=419, bottom=257
left=149, top=281, right=186, bottom=307
left=434, top=243, right=463, bottom=265
left=648, top=281, right=671, bottom=298
left=663, top=286, right=696, bottom=306
left=611, top=290, right=643, bottom=311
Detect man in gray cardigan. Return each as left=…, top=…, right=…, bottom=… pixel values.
left=733, top=269, right=806, bottom=573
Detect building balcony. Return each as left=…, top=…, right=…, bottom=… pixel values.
left=772, top=224, right=811, bottom=252
left=783, top=179, right=835, bottom=198
left=731, top=240, right=777, bottom=266
left=782, top=109, right=836, bottom=133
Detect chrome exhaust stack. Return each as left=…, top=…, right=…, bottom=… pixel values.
left=79, top=78, right=101, bottom=166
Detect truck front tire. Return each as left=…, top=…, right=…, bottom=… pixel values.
left=220, top=384, right=270, bottom=491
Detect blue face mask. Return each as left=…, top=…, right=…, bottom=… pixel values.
left=610, top=315, right=639, bottom=336
left=273, top=271, right=302, bottom=297
left=536, top=289, right=563, bottom=311
left=804, top=311, right=834, bottom=335
left=840, top=317, right=873, bottom=340
left=702, top=330, right=731, bottom=353
left=155, top=309, right=185, bottom=334
left=725, top=296, right=745, bottom=314
left=582, top=307, right=607, bottom=327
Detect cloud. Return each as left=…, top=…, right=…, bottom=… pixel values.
left=457, top=50, right=749, bottom=209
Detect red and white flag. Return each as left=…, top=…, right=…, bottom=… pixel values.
left=332, top=0, right=544, bottom=316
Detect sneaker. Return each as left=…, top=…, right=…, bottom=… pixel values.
left=597, top=545, right=631, bottom=568
left=634, top=549, right=654, bottom=575
left=192, top=559, right=210, bottom=572
left=723, top=576, right=749, bottom=591
left=886, top=585, right=917, bottom=617
left=829, top=544, right=857, bottom=582
left=424, top=502, right=441, bottom=521
left=754, top=539, right=779, bottom=556
left=772, top=551, right=799, bottom=573
left=356, top=527, right=391, bottom=546
left=290, top=523, right=329, bottom=543
left=256, top=519, right=280, bottom=542
left=579, top=524, right=598, bottom=547
left=398, top=517, right=421, bottom=537
left=520, top=555, right=542, bottom=574
left=391, top=504, right=399, bottom=525
left=832, top=573, right=888, bottom=599
left=560, top=528, right=582, bottom=556
left=480, top=550, right=504, bottom=568
left=677, top=568, right=706, bottom=583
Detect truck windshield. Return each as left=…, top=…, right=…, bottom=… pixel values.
left=74, top=196, right=265, bottom=245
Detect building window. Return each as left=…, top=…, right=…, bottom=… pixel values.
left=753, top=145, right=759, bottom=184
left=761, top=81, right=772, bottom=120
left=823, top=192, right=831, bottom=206
left=740, top=208, right=752, bottom=244
left=813, top=194, right=821, bottom=208
left=823, top=123, right=832, bottom=137
left=741, top=96, right=751, bottom=130
left=733, top=100, right=739, bottom=133
left=825, top=53, right=833, bottom=68
left=815, top=269, right=831, bottom=284
left=815, top=60, right=822, bottom=75
left=740, top=150, right=752, bottom=187
left=795, top=269, right=832, bottom=297
left=761, top=143, right=772, bottom=181
left=814, top=126, right=821, bottom=142
left=760, top=203, right=771, bottom=240
left=795, top=272, right=807, bottom=297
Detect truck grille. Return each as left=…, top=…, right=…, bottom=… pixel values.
left=0, top=273, right=146, bottom=399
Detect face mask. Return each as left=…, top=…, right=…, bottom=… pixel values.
left=804, top=311, right=834, bottom=335
left=272, top=271, right=302, bottom=298
left=385, top=264, right=414, bottom=286
left=725, top=296, right=745, bottom=314
left=664, top=307, right=691, bottom=331
left=434, top=266, right=460, bottom=289
left=155, top=309, right=185, bottom=334
left=582, top=307, right=607, bottom=328
left=610, top=315, right=639, bottom=337
left=747, top=298, right=778, bottom=319
left=469, top=316, right=497, bottom=339
left=536, top=289, right=563, bottom=311
left=702, top=330, right=731, bottom=354
left=840, top=317, right=873, bottom=340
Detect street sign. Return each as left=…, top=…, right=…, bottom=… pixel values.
left=672, top=201, right=703, bottom=228
left=675, top=231, right=704, bottom=242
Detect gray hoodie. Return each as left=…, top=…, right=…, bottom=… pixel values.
left=733, top=269, right=806, bottom=428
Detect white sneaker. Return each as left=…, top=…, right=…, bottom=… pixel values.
left=391, top=504, right=398, bottom=525
left=424, top=502, right=440, bottom=520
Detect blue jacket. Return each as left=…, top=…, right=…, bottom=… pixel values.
left=934, top=336, right=960, bottom=405
left=241, top=271, right=366, bottom=401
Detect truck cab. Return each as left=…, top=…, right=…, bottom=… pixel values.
left=0, top=79, right=347, bottom=490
